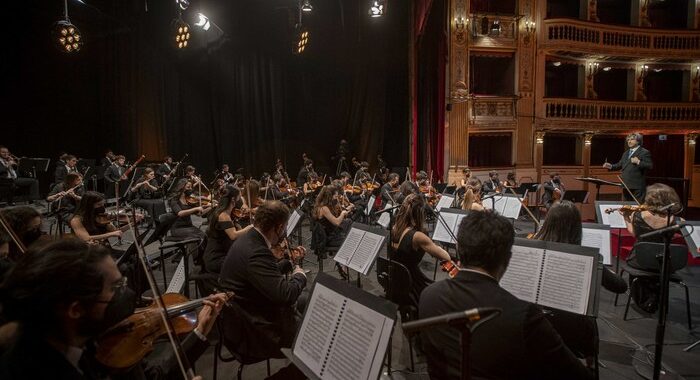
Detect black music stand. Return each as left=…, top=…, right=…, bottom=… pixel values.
left=562, top=190, right=589, bottom=204
left=18, top=158, right=50, bottom=178
left=576, top=177, right=622, bottom=201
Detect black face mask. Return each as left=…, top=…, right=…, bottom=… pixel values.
left=94, top=206, right=106, bottom=215
left=80, top=287, right=136, bottom=337
left=23, top=229, right=43, bottom=247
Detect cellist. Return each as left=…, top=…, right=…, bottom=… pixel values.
left=542, top=172, right=565, bottom=209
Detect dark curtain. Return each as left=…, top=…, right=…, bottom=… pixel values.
left=468, top=134, right=512, bottom=168
left=5, top=0, right=408, bottom=184
left=591, top=135, right=626, bottom=165
left=414, top=0, right=447, bottom=180
left=543, top=135, right=578, bottom=165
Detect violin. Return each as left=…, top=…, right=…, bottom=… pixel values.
left=96, top=209, right=145, bottom=226
left=604, top=205, right=649, bottom=214
left=273, top=238, right=305, bottom=266
left=344, top=184, right=362, bottom=195
left=186, top=195, right=216, bottom=207
left=440, top=260, right=460, bottom=278
left=95, top=292, right=232, bottom=370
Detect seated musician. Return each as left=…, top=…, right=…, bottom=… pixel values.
left=0, top=146, right=39, bottom=204
left=0, top=238, right=226, bottom=380
left=390, top=194, right=451, bottom=308
left=542, top=172, right=565, bottom=209
left=100, top=149, right=115, bottom=167
left=419, top=210, right=594, bottom=380
left=219, top=164, right=234, bottom=184
left=130, top=168, right=166, bottom=226
left=380, top=173, right=400, bottom=205
left=219, top=201, right=308, bottom=356
left=302, top=172, right=320, bottom=196
left=104, top=155, right=127, bottom=198
left=619, top=183, right=683, bottom=313
left=296, top=158, right=313, bottom=187
left=481, top=170, right=501, bottom=194
left=268, top=174, right=296, bottom=204
left=202, top=185, right=253, bottom=275
left=70, top=191, right=124, bottom=244
left=155, top=156, right=173, bottom=184
left=312, top=185, right=353, bottom=277
left=167, top=179, right=211, bottom=242
left=534, top=200, right=626, bottom=361
left=503, top=171, right=517, bottom=188
left=54, top=154, right=79, bottom=184
left=461, top=177, right=485, bottom=212
left=460, top=167, right=472, bottom=188
left=47, top=172, right=83, bottom=225
left=339, top=171, right=367, bottom=215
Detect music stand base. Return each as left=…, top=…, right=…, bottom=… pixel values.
left=633, top=354, right=682, bottom=380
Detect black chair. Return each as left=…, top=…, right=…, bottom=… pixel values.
left=619, top=242, right=692, bottom=329
left=0, top=178, right=15, bottom=205
left=310, top=219, right=339, bottom=274
left=376, top=256, right=416, bottom=372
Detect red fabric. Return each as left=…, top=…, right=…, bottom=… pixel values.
left=610, top=229, right=700, bottom=266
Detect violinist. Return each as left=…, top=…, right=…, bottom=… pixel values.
left=70, top=191, right=123, bottom=244
left=339, top=171, right=363, bottom=203
left=296, top=158, right=314, bottom=187
left=47, top=172, right=83, bottom=225
left=354, top=161, right=372, bottom=183
left=461, top=177, right=485, bottom=212
left=312, top=186, right=353, bottom=278
left=0, top=146, right=39, bottom=204
left=219, top=164, right=234, bottom=184
left=167, top=179, right=210, bottom=243
left=542, top=172, right=565, bottom=209
left=481, top=170, right=501, bottom=194
left=0, top=238, right=226, bottom=380
left=104, top=155, right=127, bottom=198
left=503, top=171, right=517, bottom=188
left=202, top=185, right=253, bottom=276
left=130, top=168, right=166, bottom=226
left=270, top=174, right=297, bottom=205
left=54, top=154, right=79, bottom=184
left=303, top=172, right=321, bottom=196
left=390, top=194, right=451, bottom=309
left=380, top=173, right=400, bottom=205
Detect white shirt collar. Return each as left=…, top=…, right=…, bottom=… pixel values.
left=61, top=345, right=85, bottom=374
left=630, top=146, right=639, bottom=154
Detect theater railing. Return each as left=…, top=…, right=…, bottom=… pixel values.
left=471, top=96, right=517, bottom=120
left=541, top=98, right=700, bottom=125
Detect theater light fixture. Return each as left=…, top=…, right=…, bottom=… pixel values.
left=370, top=0, right=385, bottom=17
left=53, top=0, right=82, bottom=53
left=172, top=19, right=191, bottom=49
left=176, top=0, right=189, bottom=11
left=294, top=28, right=309, bottom=54
left=602, top=66, right=612, bottom=71
left=490, top=18, right=501, bottom=35
left=301, top=0, right=313, bottom=12
left=195, top=13, right=211, bottom=31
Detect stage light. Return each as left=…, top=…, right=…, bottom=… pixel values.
left=195, top=13, right=211, bottom=31
left=552, top=61, right=561, bottom=67
left=602, top=66, right=612, bottom=71
left=370, top=0, right=385, bottom=17
left=172, top=19, right=191, bottom=49
left=294, top=27, right=310, bottom=54
left=52, top=20, right=82, bottom=53
left=176, top=0, right=189, bottom=11
left=301, top=0, right=313, bottom=12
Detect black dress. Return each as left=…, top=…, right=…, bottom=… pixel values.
left=167, top=198, right=206, bottom=241
left=388, top=229, right=432, bottom=308
left=203, top=217, right=235, bottom=274
left=133, top=179, right=166, bottom=224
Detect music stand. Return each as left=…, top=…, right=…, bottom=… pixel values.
left=562, top=190, right=589, bottom=204
left=18, top=158, right=51, bottom=178
left=576, top=177, right=622, bottom=201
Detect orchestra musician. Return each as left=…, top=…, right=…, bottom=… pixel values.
left=219, top=164, right=234, bottom=184
left=419, top=211, right=595, bottom=380
left=167, top=179, right=211, bottom=243
left=542, top=172, right=565, bottom=209
left=603, top=133, right=653, bottom=202
left=54, top=154, right=79, bottom=184
left=130, top=168, right=166, bottom=226
left=380, top=173, right=400, bottom=205
left=0, top=146, right=39, bottom=204
left=503, top=171, right=517, bottom=188
left=100, top=149, right=116, bottom=167
left=312, top=185, right=353, bottom=278
left=104, top=155, right=127, bottom=198
left=389, top=193, right=451, bottom=308
left=296, top=158, right=314, bottom=187
left=70, top=191, right=123, bottom=244
left=155, top=156, right=173, bottom=184
left=461, top=177, right=485, bottom=212
left=47, top=172, right=83, bottom=225
left=0, top=206, right=43, bottom=264
left=184, top=165, right=197, bottom=181
left=460, top=167, right=472, bottom=188
left=481, top=170, right=501, bottom=193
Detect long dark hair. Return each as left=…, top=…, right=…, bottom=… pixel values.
left=207, top=185, right=240, bottom=237
left=534, top=200, right=582, bottom=244
left=312, top=185, right=337, bottom=219
left=167, top=178, right=190, bottom=200
left=391, top=193, right=427, bottom=243
left=72, top=191, right=105, bottom=233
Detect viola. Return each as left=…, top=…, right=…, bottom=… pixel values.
left=95, top=293, right=232, bottom=370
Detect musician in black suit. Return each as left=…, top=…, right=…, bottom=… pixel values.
left=156, top=156, right=173, bottom=184
left=419, top=211, right=594, bottom=380
left=380, top=173, right=400, bottom=205
left=481, top=170, right=501, bottom=193
left=603, top=133, right=653, bottom=202
left=542, top=172, right=565, bottom=209
left=100, top=149, right=115, bottom=167
left=0, top=146, right=39, bottom=204
left=219, top=200, right=307, bottom=356
left=53, top=154, right=78, bottom=184
left=103, top=155, right=126, bottom=198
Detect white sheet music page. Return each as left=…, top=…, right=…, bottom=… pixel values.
left=432, top=212, right=458, bottom=244
left=334, top=228, right=364, bottom=266
left=435, top=195, right=454, bottom=212
left=501, top=196, right=523, bottom=219
left=377, top=204, right=392, bottom=229
left=365, top=195, right=375, bottom=216
left=323, top=297, right=392, bottom=380
left=597, top=204, right=627, bottom=229
left=537, top=250, right=594, bottom=315
left=293, top=283, right=344, bottom=377
left=582, top=228, right=611, bottom=265
left=348, top=232, right=384, bottom=275
left=684, top=225, right=700, bottom=255
left=499, top=245, right=544, bottom=304
left=286, top=210, right=302, bottom=237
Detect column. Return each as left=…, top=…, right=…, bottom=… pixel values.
left=582, top=133, right=593, bottom=192
left=686, top=134, right=697, bottom=198
left=535, top=131, right=545, bottom=183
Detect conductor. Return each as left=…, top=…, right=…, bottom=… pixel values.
left=603, top=133, right=652, bottom=202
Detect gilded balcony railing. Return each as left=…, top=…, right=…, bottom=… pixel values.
left=541, top=18, right=700, bottom=59
left=471, top=96, right=517, bottom=119
left=543, top=98, right=700, bottom=123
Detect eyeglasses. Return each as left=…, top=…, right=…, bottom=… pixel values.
left=94, top=277, right=128, bottom=304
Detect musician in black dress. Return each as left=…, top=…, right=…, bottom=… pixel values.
left=203, top=185, right=253, bottom=275
left=46, top=172, right=83, bottom=225
left=131, top=168, right=166, bottom=226
left=167, top=179, right=211, bottom=242
left=70, top=191, right=122, bottom=244
left=603, top=133, right=653, bottom=202
left=389, top=193, right=451, bottom=308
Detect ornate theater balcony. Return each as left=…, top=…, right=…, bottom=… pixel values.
left=540, top=18, right=700, bottom=60
left=540, top=98, right=700, bottom=129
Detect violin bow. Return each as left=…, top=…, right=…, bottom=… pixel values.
left=616, top=175, right=641, bottom=205
left=506, top=187, right=541, bottom=230
left=0, top=212, right=27, bottom=255
left=125, top=214, right=196, bottom=380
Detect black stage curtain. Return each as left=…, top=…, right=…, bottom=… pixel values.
left=5, top=0, right=408, bottom=180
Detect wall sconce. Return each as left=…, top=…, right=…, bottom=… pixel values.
left=524, top=19, right=535, bottom=34
left=490, top=18, right=501, bottom=36
left=584, top=133, right=594, bottom=146
left=455, top=16, right=467, bottom=30
left=694, top=65, right=700, bottom=80
left=587, top=62, right=600, bottom=75
left=535, top=131, right=545, bottom=144
left=640, top=64, right=649, bottom=79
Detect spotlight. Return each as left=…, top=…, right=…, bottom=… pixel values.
left=369, top=0, right=385, bottom=17
left=175, top=0, right=189, bottom=11
left=172, top=19, right=191, bottom=49
left=294, top=27, right=310, bottom=55
left=195, top=13, right=211, bottom=31
left=301, top=0, right=313, bottom=12
left=52, top=20, right=82, bottom=53
left=602, top=66, right=612, bottom=71
left=552, top=61, right=561, bottom=67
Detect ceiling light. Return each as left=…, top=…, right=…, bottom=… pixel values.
left=370, top=0, right=385, bottom=17
left=195, top=13, right=211, bottom=31
left=301, top=0, right=313, bottom=12
left=552, top=61, right=561, bottom=67
left=602, top=66, right=612, bottom=71
left=172, top=19, right=191, bottom=49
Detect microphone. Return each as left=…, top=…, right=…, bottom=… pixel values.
left=657, top=202, right=681, bottom=214
left=402, top=307, right=502, bottom=334
left=372, top=204, right=401, bottom=216
left=638, top=222, right=686, bottom=240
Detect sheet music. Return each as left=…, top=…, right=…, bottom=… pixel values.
left=348, top=232, right=384, bottom=275
left=500, top=196, right=523, bottom=219
left=597, top=204, right=627, bottom=228
left=365, top=195, right=375, bottom=216
left=324, top=297, right=391, bottom=380
left=432, top=212, right=459, bottom=244
left=294, top=284, right=343, bottom=376
left=166, top=257, right=186, bottom=294
left=582, top=228, right=611, bottom=265
left=537, top=250, right=594, bottom=315
left=683, top=224, right=700, bottom=258
left=499, top=245, right=544, bottom=304
left=287, top=210, right=302, bottom=237
left=377, top=204, right=391, bottom=229
left=334, top=229, right=365, bottom=265
left=435, top=195, right=454, bottom=212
